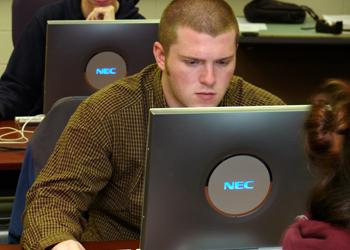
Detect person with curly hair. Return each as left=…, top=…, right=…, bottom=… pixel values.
left=282, top=79, right=350, bottom=249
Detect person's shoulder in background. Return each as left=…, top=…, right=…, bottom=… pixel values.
left=33, top=0, right=145, bottom=25
left=117, top=0, right=145, bottom=19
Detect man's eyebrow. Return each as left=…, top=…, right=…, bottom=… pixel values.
left=216, top=55, right=235, bottom=61
left=179, top=55, right=235, bottom=61
left=179, top=55, right=200, bottom=60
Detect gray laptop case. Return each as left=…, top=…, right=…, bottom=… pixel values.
left=141, top=105, right=312, bottom=250
left=43, top=20, right=158, bottom=113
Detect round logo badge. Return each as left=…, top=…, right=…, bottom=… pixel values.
left=85, top=51, right=127, bottom=89
left=205, top=155, right=272, bottom=217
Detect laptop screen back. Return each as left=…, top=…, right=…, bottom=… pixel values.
left=141, top=105, right=312, bottom=250
left=43, top=20, right=159, bottom=113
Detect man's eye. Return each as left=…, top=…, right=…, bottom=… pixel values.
left=217, top=60, right=230, bottom=66
left=185, top=59, right=200, bottom=65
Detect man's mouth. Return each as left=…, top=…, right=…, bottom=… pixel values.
left=196, top=92, right=216, bottom=100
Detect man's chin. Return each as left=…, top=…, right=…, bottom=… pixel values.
left=188, top=102, right=220, bottom=108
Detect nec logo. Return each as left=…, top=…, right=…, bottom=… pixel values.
left=96, top=67, right=117, bottom=75
left=224, top=180, right=255, bottom=190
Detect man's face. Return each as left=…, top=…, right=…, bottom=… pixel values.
left=156, top=27, right=237, bottom=108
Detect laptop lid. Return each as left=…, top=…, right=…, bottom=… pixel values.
left=43, top=20, right=159, bottom=113
left=141, top=105, right=312, bottom=250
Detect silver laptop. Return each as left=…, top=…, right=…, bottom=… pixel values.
left=43, top=20, right=159, bottom=113
left=141, top=105, right=312, bottom=250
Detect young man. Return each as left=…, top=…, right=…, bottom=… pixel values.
left=21, top=0, right=284, bottom=249
left=0, top=0, right=143, bottom=120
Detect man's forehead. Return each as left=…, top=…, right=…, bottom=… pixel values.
left=175, top=25, right=237, bottom=38
left=172, top=26, right=237, bottom=49
left=169, top=35, right=237, bottom=60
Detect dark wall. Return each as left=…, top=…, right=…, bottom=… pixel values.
left=236, top=43, right=350, bottom=104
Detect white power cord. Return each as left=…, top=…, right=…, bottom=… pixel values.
left=0, top=114, right=45, bottom=144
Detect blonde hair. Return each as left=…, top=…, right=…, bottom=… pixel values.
left=159, top=0, right=239, bottom=55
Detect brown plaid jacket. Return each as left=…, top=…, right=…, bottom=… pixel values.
left=21, top=64, right=284, bottom=249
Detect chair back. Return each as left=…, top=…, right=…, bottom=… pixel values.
left=31, top=96, right=87, bottom=175
left=8, top=96, right=87, bottom=243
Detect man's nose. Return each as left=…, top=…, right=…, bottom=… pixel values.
left=199, top=65, right=216, bottom=86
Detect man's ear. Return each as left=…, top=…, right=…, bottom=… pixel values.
left=153, top=41, right=166, bottom=71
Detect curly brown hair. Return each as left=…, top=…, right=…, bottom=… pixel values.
left=306, top=79, right=350, bottom=228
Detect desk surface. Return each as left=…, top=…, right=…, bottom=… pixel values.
left=239, top=18, right=350, bottom=44
left=0, top=121, right=35, bottom=171
left=0, top=240, right=139, bottom=250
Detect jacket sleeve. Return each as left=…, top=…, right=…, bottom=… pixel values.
left=0, top=16, right=46, bottom=119
left=282, top=219, right=350, bottom=250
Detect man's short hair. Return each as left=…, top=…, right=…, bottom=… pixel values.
left=159, top=0, right=239, bottom=55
